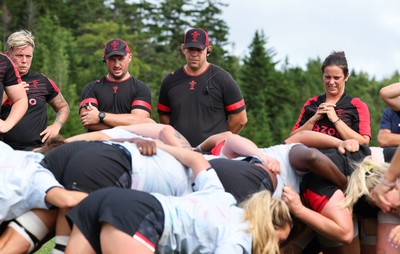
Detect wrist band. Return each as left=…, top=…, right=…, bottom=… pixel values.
left=333, top=118, right=341, bottom=125
left=381, top=177, right=397, bottom=188
left=197, top=145, right=203, bottom=152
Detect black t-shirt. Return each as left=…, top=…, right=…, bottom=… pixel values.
left=0, top=53, right=21, bottom=106
left=1, top=70, right=59, bottom=150
left=41, top=141, right=131, bottom=192
left=80, top=76, right=152, bottom=131
left=210, top=158, right=273, bottom=204
left=158, top=64, right=245, bottom=146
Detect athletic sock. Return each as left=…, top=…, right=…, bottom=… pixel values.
left=51, top=236, right=69, bottom=254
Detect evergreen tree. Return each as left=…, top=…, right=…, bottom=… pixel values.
left=33, top=14, right=84, bottom=136
left=239, top=30, right=277, bottom=146
left=194, top=0, right=229, bottom=68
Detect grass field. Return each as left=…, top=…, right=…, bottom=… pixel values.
left=34, top=238, right=54, bottom=254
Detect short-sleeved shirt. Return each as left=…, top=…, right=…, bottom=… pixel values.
left=157, top=64, right=246, bottom=146
left=41, top=140, right=133, bottom=192
left=0, top=53, right=22, bottom=106
left=68, top=169, right=252, bottom=254
left=42, top=134, right=193, bottom=197
left=379, top=107, right=400, bottom=133
left=1, top=70, right=60, bottom=150
left=154, top=169, right=252, bottom=253
left=80, top=76, right=152, bottom=127
left=0, top=141, right=63, bottom=223
left=259, top=143, right=300, bottom=198
left=210, top=158, right=274, bottom=204
left=292, top=93, right=371, bottom=139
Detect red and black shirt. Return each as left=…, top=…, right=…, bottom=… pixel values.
left=158, top=64, right=245, bottom=146
left=1, top=70, right=60, bottom=150
left=0, top=53, right=22, bottom=106
left=80, top=76, right=152, bottom=121
left=292, top=93, right=371, bottom=139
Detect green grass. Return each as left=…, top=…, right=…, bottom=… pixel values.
left=34, top=238, right=54, bottom=254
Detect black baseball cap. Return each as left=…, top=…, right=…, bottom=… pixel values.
left=183, top=28, right=209, bottom=50
left=103, top=38, right=131, bottom=61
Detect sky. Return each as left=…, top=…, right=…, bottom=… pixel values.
left=222, top=0, right=400, bottom=81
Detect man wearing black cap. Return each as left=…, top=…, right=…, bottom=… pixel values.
left=79, top=38, right=152, bottom=132
left=157, top=28, right=247, bottom=148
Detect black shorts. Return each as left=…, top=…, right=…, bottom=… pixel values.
left=67, top=187, right=164, bottom=253
left=45, top=141, right=132, bottom=193
left=318, top=145, right=371, bottom=176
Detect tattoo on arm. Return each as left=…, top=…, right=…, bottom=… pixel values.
left=174, top=130, right=192, bottom=149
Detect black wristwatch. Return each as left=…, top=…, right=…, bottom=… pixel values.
left=98, top=111, right=106, bottom=123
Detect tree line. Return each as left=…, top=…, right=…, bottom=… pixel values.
left=1, top=0, right=398, bottom=147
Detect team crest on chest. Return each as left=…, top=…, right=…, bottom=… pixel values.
left=32, top=79, right=39, bottom=88
left=189, top=80, right=196, bottom=90
left=336, top=108, right=344, bottom=118
left=113, top=86, right=119, bottom=93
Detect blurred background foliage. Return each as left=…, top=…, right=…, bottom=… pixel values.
left=1, top=0, right=398, bottom=147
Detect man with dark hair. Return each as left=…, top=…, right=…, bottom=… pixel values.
left=80, top=38, right=152, bottom=132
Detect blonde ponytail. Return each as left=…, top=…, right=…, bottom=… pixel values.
left=241, top=190, right=292, bottom=254
left=343, top=156, right=389, bottom=208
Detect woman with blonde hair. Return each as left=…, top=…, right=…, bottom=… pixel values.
left=65, top=143, right=292, bottom=254
left=242, top=190, right=293, bottom=254
left=343, top=156, right=400, bottom=253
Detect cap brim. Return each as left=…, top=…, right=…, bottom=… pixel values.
left=104, top=52, right=127, bottom=61
left=183, top=43, right=206, bottom=50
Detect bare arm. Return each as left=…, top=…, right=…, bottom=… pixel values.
left=371, top=146, right=400, bottom=212
left=196, top=131, right=233, bottom=152
left=288, top=144, right=347, bottom=190
left=119, top=123, right=191, bottom=149
left=221, top=133, right=281, bottom=173
left=285, top=130, right=360, bottom=154
left=49, top=93, right=70, bottom=127
left=80, top=103, right=151, bottom=131
left=158, top=114, right=170, bottom=125
left=1, top=84, right=28, bottom=133
left=65, top=131, right=112, bottom=142
left=290, top=117, right=320, bottom=136
left=291, top=109, right=324, bottom=136
left=283, top=186, right=354, bottom=243
left=333, top=119, right=371, bottom=145
left=45, top=187, right=88, bottom=208
left=101, top=109, right=151, bottom=127
left=291, top=103, right=370, bottom=145
left=380, top=82, right=400, bottom=111
left=67, top=122, right=191, bottom=150
left=228, top=110, right=247, bottom=134
left=40, top=93, right=70, bottom=142
left=378, top=129, right=400, bottom=147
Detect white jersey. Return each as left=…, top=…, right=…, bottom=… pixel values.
left=153, top=169, right=252, bottom=253
left=259, top=143, right=301, bottom=198
left=0, top=142, right=63, bottom=223
left=102, top=128, right=193, bottom=196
